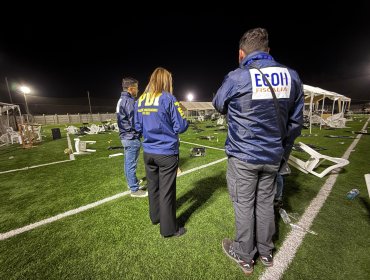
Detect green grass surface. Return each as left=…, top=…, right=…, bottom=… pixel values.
left=0, top=117, right=369, bottom=279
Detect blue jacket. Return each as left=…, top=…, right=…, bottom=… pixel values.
left=134, top=91, right=188, bottom=155
left=116, top=91, right=141, bottom=140
left=212, top=51, right=304, bottom=164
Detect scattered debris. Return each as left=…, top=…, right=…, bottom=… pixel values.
left=300, top=134, right=318, bottom=137
left=190, top=147, right=206, bottom=157
left=107, top=146, right=124, bottom=150
left=346, top=188, right=360, bottom=200
left=215, top=126, right=227, bottom=132
left=109, top=153, right=123, bottom=158
left=293, top=143, right=327, bottom=152
left=198, top=135, right=216, bottom=140
left=279, top=208, right=317, bottom=235
left=289, top=223, right=318, bottom=235
left=324, top=135, right=355, bottom=139
left=353, top=130, right=369, bottom=135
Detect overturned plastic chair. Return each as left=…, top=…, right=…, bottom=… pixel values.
left=288, top=142, right=349, bottom=178
left=216, top=117, right=225, bottom=126
left=73, top=138, right=96, bottom=155
left=65, top=126, right=79, bottom=135
left=86, top=124, right=106, bottom=134
left=0, top=133, right=9, bottom=146
left=6, top=127, right=22, bottom=144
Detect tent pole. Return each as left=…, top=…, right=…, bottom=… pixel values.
left=332, top=100, right=336, bottom=115
left=309, top=92, right=314, bottom=134
left=320, top=95, right=326, bottom=130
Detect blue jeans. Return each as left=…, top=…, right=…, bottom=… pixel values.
left=121, top=139, right=141, bottom=192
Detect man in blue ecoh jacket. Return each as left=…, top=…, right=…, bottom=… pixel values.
left=214, top=28, right=304, bottom=275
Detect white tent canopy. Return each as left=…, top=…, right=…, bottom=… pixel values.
left=179, top=101, right=215, bottom=118
left=303, top=85, right=351, bottom=133
left=0, top=102, right=22, bottom=135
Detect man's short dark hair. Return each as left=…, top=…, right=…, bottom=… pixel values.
left=122, top=77, right=138, bottom=90
left=239, top=28, right=269, bottom=55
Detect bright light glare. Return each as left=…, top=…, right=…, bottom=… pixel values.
left=187, top=93, right=194, bottom=102
left=20, top=86, right=31, bottom=94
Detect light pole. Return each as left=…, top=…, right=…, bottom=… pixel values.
left=20, top=86, right=31, bottom=123
left=5, top=77, right=13, bottom=103
left=87, top=90, right=92, bottom=122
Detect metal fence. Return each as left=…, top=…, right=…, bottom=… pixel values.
left=31, top=113, right=116, bottom=124
left=1, top=113, right=117, bottom=126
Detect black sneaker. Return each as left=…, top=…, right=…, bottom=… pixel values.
left=163, top=227, right=186, bottom=238
left=260, top=254, right=273, bottom=267
left=274, top=199, right=284, bottom=209
left=174, top=227, right=186, bottom=237
left=222, top=238, right=254, bottom=275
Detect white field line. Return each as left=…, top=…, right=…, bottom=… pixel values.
left=260, top=117, right=370, bottom=280
left=180, top=140, right=225, bottom=151
left=0, top=156, right=227, bottom=240
left=0, top=133, right=75, bottom=175
left=0, top=191, right=130, bottom=241
left=0, top=140, right=222, bottom=175
left=0, top=159, right=73, bottom=175
left=177, top=157, right=227, bottom=177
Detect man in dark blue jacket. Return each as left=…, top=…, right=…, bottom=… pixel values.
left=214, top=28, right=304, bottom=275
left=116, top=77, right=147, bottom=197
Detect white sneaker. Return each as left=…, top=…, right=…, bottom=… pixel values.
left=130, top=190, right=148, bottom=197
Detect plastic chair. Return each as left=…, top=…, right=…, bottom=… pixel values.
left=288, top=142, right=349, bottom=178
left=73, top=138, right=96, bottom=155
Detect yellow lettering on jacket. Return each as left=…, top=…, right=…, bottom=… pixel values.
left=174, top=101, right=185, bottom=117
left=137, top=93, right=162, bottom=115
left=138, top=92, right=162, bottom=107
left=137, top=94, right=146, bottom=107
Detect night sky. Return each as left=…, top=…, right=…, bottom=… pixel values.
left=1, top=5, right=370, bottom=106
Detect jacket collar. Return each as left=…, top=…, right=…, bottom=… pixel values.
left=239, top=51, right=274, bottom=68
left=121, top=91, right=133, bottom=98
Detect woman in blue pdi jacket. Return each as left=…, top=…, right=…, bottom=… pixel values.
left=134, top=67, right=188, bottom=238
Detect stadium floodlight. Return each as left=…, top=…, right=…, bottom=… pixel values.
left=20, top=86, right=31, bottom=94
left=187, top=92, right=194, bottom=102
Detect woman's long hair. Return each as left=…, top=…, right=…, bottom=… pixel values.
left=144, top=67, right=173, bottom=97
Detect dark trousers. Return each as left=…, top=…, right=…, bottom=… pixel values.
left=226, top=157, right=280, bottom=262
left=143, top=152, right=178, bottom=236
